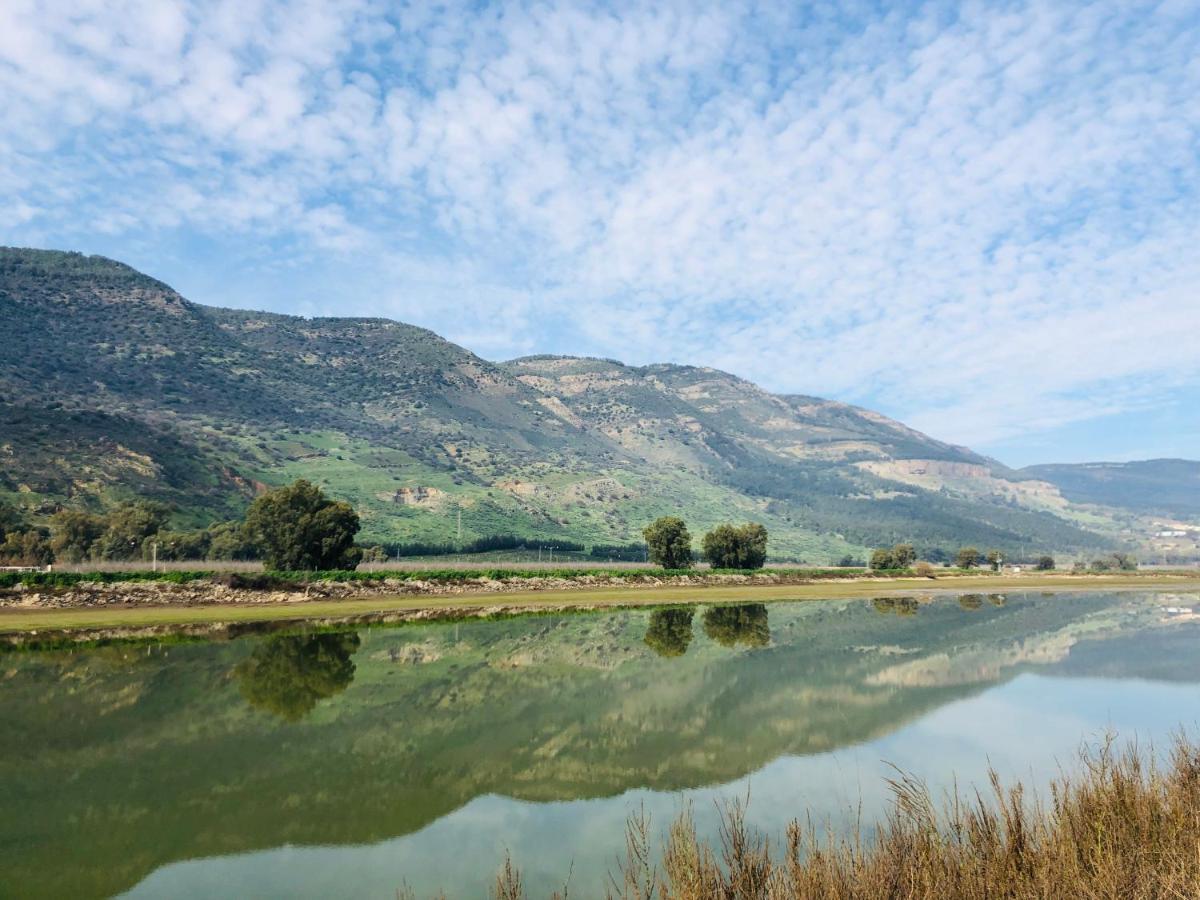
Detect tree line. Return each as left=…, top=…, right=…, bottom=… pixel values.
left=0, top=480, right=361, bottom=570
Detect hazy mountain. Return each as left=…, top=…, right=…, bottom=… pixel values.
left=1022, top=460, right=1200, bottom=518
left=1, top=247, right=1124, bottom=558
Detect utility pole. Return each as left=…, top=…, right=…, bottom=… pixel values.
left=152, top=541, right=158, bottom=572
left=456, top=508, right=462, bottom=544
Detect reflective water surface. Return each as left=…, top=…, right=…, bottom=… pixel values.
left=2, top=591, right=1199, bottom=898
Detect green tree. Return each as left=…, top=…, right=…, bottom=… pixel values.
left=642, top=516, right=693, bottom=570
left=235, top=632, right=361, bottom=721
left=869, top=548, right=895, bottom=570
left=92, top=501, right=171, bottom=560
left=702, top=523, right=768, bottom=569
left=891, top=543, right=917, bottom=568
left=1035, top=555, right=1056, bottom=571
left=986, top=549, right=1003, bottom=572
left=702, top=603, right=770, bottom=648
left=643, top=608, right=695, bottom=658
left=155, top=529, right=212, bottom=561
left=49, top=510, right=105, bottom=562
left=243, top=480, right=362, bottom=571
left=0, top=528, right=53, bottom=566
left=206, top=521, right=260, bottom=561
left=0, top=500, right=22, bottom=540
left=956, top=546, right=981, bottom=569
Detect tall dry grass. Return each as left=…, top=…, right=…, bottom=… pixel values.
left=490, top=736, right=1200, bottom=899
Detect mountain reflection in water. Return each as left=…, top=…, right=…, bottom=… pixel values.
left=1, top=590, right=1198, bottom=899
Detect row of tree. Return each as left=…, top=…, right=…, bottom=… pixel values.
left=866, top=543, right=1147, bottom=574
left=0, top=480, right=362, bottom=570
left=641, top=517, right=769, bottom=570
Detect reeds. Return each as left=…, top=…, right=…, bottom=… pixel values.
left=493, top=735, right=1200, bottom=899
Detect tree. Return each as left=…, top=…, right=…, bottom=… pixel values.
left=0, top=500, right=22, bottom=540
left=243, top=480, right=362, bottom=571
left=985, top=549, right=1003, bottom=572
left=206, top=521, right=260, bottom=561
left=0, top=528, right=53, bottom=566
left=702, top=523, right=768, bottom=569
left=1035, top=555, right=1056, bottom=571
left=956, top=546, right=981, bottom=569
left=49, top=509, right=105, bottom=562
left=702, top=604, right=770, bottom=648
left=643, top=608, right=695, bottom=658
left=235, top=632, right=361, bottom=721
left=92, top=501, right=171, bottom=560
left=642, top=516, right=693, bottom=570
left=891, top=543, right=917, bottom=568
left=869, top=548, right=895, bottom=570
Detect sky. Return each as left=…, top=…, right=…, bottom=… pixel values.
left=2, top=0, right=1198, bottom=467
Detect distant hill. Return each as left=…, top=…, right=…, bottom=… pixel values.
left=0, top=247, right=1122, bottom=559
left=1022, top=460, right=1200, bottom=519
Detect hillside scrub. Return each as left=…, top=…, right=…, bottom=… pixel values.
left=491, top=735, right=1200, bottom=899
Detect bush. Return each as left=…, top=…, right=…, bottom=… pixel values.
left=1036, top=555, right=1056, bottom=571
left=914, top=561, right=935, bottom=578
left=869, top=548, right=895, bottom=570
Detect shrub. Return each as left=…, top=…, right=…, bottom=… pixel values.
left=869, top=548, right=895, bottom=570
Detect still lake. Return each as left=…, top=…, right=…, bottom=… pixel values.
left=3, top=590, right=1200, bottom=898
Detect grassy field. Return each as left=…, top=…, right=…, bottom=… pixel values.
left=2, top=572, right=1196, bottom=636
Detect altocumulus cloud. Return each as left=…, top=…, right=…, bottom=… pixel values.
left=2, top=0, right=1198, bottom=459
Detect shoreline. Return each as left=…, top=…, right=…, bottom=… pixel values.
left=2, top=571, right=1197, bottom=643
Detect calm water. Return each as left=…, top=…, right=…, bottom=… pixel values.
left=3, top=590, right=1200, bottom=898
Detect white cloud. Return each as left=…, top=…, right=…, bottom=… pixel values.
left=1, top=0, right=1198, bottom=455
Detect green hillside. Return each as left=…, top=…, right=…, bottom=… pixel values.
left=1, top=247, right=1116, bottom=558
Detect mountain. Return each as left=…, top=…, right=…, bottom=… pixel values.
left=1022, top=460, right=1200, bottom=519
left=0, top=247, right=1125, bottom=559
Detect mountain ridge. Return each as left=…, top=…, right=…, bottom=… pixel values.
left=3, top=246, right=1177, bottom=559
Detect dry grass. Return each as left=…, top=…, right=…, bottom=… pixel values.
left=493, top=736, right=1200, bottom=899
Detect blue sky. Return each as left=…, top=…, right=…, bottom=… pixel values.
left=2, top=0, right=1198, bottom=467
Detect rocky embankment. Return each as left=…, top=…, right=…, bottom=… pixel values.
left=0, top=570, right=849, bottom=611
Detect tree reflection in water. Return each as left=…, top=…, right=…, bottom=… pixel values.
left=702, top=603, right=770, bottom=648
left=235, top=632, right=361, bottom=721
left=959, top=594, right=984, bottom=611
left=873, top=597, right=920, bottom=616
left=643, top=608, right=695, bottom=657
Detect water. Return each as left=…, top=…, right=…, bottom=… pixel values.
left=2, top=590, right=1199, bottom=898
